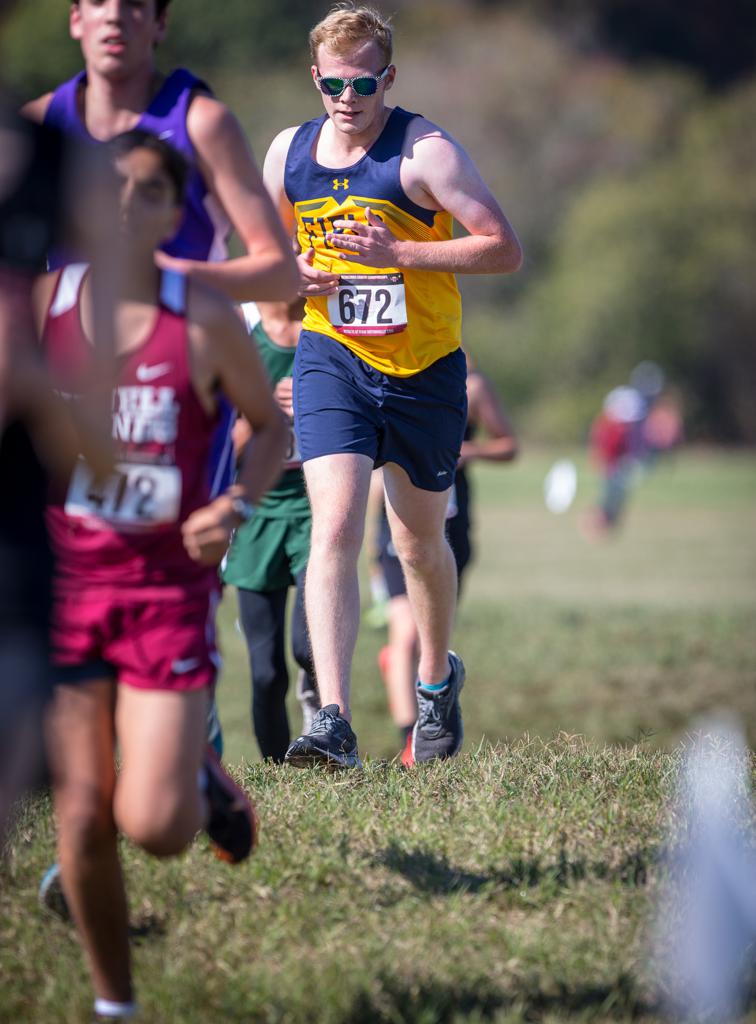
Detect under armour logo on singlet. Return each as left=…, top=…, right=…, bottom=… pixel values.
left=332, top=178, right=349, bottom=190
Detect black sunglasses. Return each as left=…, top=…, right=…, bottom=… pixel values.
left=316, top=65, right=392, bottom=98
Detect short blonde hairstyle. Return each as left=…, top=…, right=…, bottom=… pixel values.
left=309, top=3, right=393, bottom=66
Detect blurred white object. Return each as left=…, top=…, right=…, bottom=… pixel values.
left=240, top=301, right=261, bottom=332
left=657, top=721, right=756, bottom=1021
left=543, top=459, right=577, bottom=514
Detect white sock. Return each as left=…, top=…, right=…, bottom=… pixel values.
left=94, top=998, right=137, bottom=1018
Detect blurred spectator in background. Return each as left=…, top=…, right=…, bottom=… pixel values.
left=642, top=387, right=685, bottom=469
left=583, top=362, right=683, bottom=537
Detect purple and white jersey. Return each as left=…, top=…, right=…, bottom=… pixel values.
left=44, top=68, right=235, bottom=496
left=44, top=68, right=230, bottom=264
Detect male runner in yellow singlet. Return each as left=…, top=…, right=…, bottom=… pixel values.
left=264, top=3, right=522, bottom=767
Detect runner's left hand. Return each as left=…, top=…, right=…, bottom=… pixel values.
left=326, top=208, right=401, bottom=268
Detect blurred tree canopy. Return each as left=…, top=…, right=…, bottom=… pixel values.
left=7, top=0, right=753, bottom=89
left=1, top=0, right=314, bottom=95
left=497, top=0, right=756, bottom=88
left=2, top=2, right=754, bottom=442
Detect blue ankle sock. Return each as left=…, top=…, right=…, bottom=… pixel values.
left=417, top=675, right=449, bottom=693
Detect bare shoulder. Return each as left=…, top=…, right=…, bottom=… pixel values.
left=404, top=113, right=451, bottom=143
left=266, top=126, right=300, bottom=161
left=263, top=126, right=301, bottom=194
left=20, top=93, right=53, bottom=124
left=185, top=92, right=243, bottom=151
left=400, top=115, right=471, bottom=196
left=403, top=114, right=461, bottom=159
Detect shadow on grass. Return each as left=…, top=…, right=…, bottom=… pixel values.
left=344, top=972, right=658, bottom=1022
left=374, top=840, right=657, bottom=895
left=129, top=913, right=167, bottom=942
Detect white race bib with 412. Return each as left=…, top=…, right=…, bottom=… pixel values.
left=327, top=273, right=407, bottom=337
left=65, top=459, right=182, bottom=529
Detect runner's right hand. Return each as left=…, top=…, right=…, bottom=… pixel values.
left=273, top=377, right=293, bottom=417
left=181, top=498, right=237, bottom=566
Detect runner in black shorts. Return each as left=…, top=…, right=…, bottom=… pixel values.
left=222, top=301, right=318, bottom=762
left=373, top=353, right=518, bottom=764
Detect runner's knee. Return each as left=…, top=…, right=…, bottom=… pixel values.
left=56, top=786, right=116, bottom=855
left=310, top=512, right=363, bottom=560
left=392, top=530, right=447, bottom=577
left=115, top=791, right=198, bottom=857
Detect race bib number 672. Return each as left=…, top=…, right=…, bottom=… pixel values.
left=327, top=273, right=407, bottom=337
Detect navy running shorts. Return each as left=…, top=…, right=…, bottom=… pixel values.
left=293, top=331, right=467, bottom=492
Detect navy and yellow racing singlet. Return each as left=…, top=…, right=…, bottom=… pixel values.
left=284, top=107, right=461, bottom=377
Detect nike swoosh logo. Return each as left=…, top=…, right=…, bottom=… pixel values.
left=136, top=362, right=172, bottom=382
left=172, top=657, right=201, bottom=675
left=158, top=129, right=174, bottom=140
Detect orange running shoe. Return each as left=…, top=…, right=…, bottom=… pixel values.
left=400, top=730, right=415, bottom=768
left=203, top=746, right=258, bottom=863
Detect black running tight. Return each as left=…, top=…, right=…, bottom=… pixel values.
left=236, top=571, right=315, bottom=762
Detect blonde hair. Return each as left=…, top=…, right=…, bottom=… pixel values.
left=309, top=3, right=393, bottom=66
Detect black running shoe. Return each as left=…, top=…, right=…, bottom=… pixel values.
left=284, top=704, right=361, bottom=769
left=412, top=651, right=465, bottom=762
left=203, top=748, right=257, bottom=864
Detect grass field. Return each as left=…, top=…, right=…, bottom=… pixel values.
left=2, top=447, right=755, bottom=1023
left=220, top=444, right=756, bottom=762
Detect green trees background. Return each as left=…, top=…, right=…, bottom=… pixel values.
left=3, top=1, right=754, bottom=442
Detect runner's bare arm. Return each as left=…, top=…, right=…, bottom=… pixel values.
left=264, top=128, right=340, bottom=298
left=327, top=119, right=522, bottom=275
left=0, top=271, right=79, bottom=464
left=1, top=272, right=114, bottom=483
left=460, top=371, right=518, bottom=464
left=231, top=372, right=292, bottom=474
left=19, top=94, right=52, bottom=123
left=210, top=308, right=288, bottom=502
left=182, top=290, right=288, bottom=564
left=262, top=128, right=298, bottom=237
left=157, top=97, right=298, bottom=303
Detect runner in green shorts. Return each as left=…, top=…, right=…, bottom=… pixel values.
left=222, top=300, right=319, bottom=761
